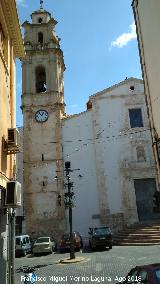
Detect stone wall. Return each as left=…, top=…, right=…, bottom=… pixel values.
left=101, top=213, right=126, bottom=234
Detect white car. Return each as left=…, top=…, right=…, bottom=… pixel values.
left=32, top=237, right=56, bottom=255
left=15, top=235, right=32, bottom=256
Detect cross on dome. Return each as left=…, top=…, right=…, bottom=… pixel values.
left=40, top=0, right=44, bottom=9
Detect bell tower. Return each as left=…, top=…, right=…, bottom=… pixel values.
left=21, top=4, right=66, bottom=237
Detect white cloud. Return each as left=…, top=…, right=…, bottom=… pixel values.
left=110, top=22, right=137, bottom=49
left=16, top=0, right=27, bottom=7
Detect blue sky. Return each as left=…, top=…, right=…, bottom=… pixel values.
left=15, top=0, right=142, bottom=127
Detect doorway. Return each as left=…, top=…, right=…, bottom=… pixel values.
left=134, top=178, right=156, bottom=221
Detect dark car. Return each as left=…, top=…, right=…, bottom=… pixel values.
left=59, top=232, right=82, bottom=253
left=88, top=226, right=112, bottom=250
left=116, top=263, right=160, bottom=284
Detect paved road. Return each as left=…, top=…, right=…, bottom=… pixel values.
left=15, top=246, right=160, bottom=284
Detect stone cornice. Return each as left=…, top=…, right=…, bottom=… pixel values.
left=90, top=77, right=143, bottom=101
left=1, top=0, right=25, bottom=58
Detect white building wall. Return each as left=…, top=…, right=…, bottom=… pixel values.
left=62, top=111, right=101, bottom=235
left=90, top=78, right=156, bottom=224
left=62, top=78, right=156, bottom=234
left=92, top=96, right=125, bottom=213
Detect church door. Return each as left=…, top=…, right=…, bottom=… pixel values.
left=134, top=178, right=156, bottom=221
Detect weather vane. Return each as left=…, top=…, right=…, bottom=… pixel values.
left=40, top=0, right=43, bottom=9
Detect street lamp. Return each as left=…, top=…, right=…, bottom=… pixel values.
left=64, top=161, right=75, bottom=260
left=56, top=161, right=80, bottom=259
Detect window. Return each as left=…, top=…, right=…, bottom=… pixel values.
left=136, top=146, right=146, bottom=162
left=16, top=238, right=20, bottom=245
left=130, top=85, right=135, bottom=91
left=38, top=18, right=43, bottom=23
left=23, top=238, right=26, bottom=244
left=38, top=32, right=43, bottom=44
left=155, top=269, right=160, bottom=283
left=127, top=269, right=139, bottom=283
left=35, top=66, right=46, bottom=93
left=129, top=108, right=143, bottom=128
left=139, top=270, right=149, bottom=284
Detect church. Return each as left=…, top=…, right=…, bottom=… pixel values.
left=16, top=3, right=158, bottom=238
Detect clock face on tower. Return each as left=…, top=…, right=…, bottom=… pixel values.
left=35, top=109, right=49, bottom=122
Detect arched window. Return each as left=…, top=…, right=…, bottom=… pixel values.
left=38, top=18, right=43, bottom=24
left=136, top=146, right=146, bottom=162
left=35, top=66, right=46, bottom=93
left=38, top=32, right=43, bottom=44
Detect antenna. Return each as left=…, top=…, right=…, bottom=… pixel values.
left=40, top=0, right=43, bottom=9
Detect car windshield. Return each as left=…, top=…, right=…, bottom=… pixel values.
left=155, top=269, right=160, bottom=283
left=93, top=227, right=111, bottom=235
left=15, top=238, right=21, bottom=245
left=35, top=237, right=50, bottom=243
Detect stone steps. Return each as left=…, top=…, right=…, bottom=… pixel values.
left=113, top=221, right=160, bottom=245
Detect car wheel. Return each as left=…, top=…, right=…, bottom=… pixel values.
left=23, top=250, right=27, bottom=257
left=109, top=245, right=112, bottom=249
left=52, top=245, right=56, bottom=252
left=89, top=241, right=94, bottom=250
left=50, top=248, right=53, bottom=254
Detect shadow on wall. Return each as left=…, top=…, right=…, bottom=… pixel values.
left=0, top=214, right=7, bottom=284
left=1, top=137, right=7, bottom=173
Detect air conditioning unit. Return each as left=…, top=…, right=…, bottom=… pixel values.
left=5, top=181, right=21, bottom=207
left=7, top=128, right=20, bottom=153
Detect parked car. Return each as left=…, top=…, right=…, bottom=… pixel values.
left=88, top=226, right=113, bottom=250
left=32, top=237, right=56, bottom=255
left=15, top=235, right=32, bottom=256
left=116, top=263, right=160, bottom=283
left=59, top=232, right=82, bottom=253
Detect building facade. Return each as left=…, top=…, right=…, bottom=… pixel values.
left=21, top=7, right=66, bottom=239
left=16, top=127, right=24, bottom=234
left=0, top=0, right=24, bottom=283
left=19, top=5, right=159, bottom=240
left=62, top=78, right=158, bottom=234
left=132, top=0, right=160, bottom=186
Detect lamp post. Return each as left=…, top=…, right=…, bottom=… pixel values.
left=56, top=161, right=80, bottom=260
left=9, top=209, right=15, bottom=284
left=64, top=161, right=75, bottom=260
left=45, top=141, right=81, bottom=258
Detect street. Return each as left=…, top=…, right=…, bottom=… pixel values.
left=15, top=245, right=160, bottom=284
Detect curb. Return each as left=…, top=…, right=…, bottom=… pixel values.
left=56, top=256, right=89, bottom=264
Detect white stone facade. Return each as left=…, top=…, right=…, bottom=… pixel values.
left=62, top=78, right=156, bottom=234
